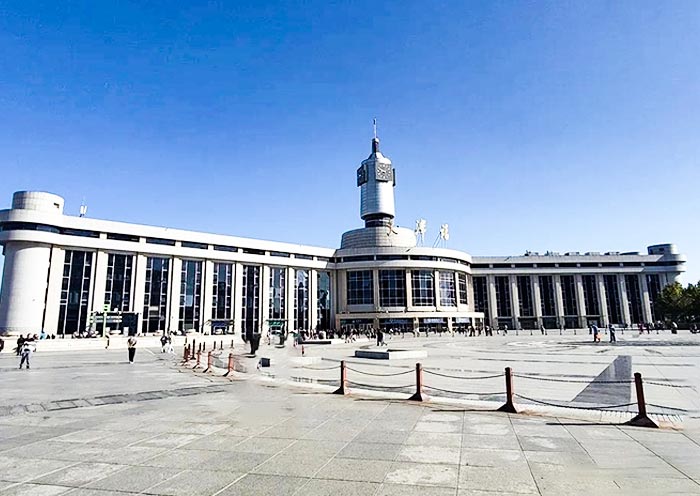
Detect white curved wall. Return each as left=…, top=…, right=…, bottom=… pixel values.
left=12, top=191, right=64, bottom=214
left=0, top=242, right=51, bottom=335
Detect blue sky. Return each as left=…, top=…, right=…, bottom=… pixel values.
left=1, top=1, right=698, bottom=282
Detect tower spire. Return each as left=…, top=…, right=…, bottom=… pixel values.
left=372, top=118, right=380, bottom=153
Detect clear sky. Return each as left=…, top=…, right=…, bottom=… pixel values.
left=1, top=1, right=698, bottom=283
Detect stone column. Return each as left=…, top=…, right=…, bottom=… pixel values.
left=640, top=274, right=653, bottom=324
left=91, top=250, right=109, bottom=314
left=261, top=265, right=271, bottom=334
left=618, top=275, right=631, bottom=328
left=596, top=274, right=609, bottom=327
left=168, top=257, right=182, bottom=334
left=233, top=262, right=244, bottom=334
left=553, top=275, right=565, bottom=328
left=373, top=269, right=381, bottom=311
left=532, top=276, right=543, bottom=328
left=509, top=275, right=520, bottom=329
left=201, top=260, right=215, bottom=329
left=309, top=269, right=319, bottom=330
left=405, top=270, right=413, bottom=310
left=434, top=269, right=441, bottom=309
left=285, top=266, right=294, bottom=329
left=575, top=274, right=587, bottom=328
left=487, top=275, right=498, bottom=326
left=467, top=274, right=475, bottom=313
left=132, top=253, right=148, bottom=334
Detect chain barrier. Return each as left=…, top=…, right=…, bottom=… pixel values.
left=423, top=370, right=503, bottom=380
left=513, top=373, right=633, bottom=384
left=643, top=381, right=695, bottom=389
left=347, top=380, right=413, bottom=390
left=514, top=393, right=636, bottom=412
left=345, top=366, right=414, bottom=377
left=646, top=403, right=689, bottom=413
left=423, top=384, right=505, bottom=396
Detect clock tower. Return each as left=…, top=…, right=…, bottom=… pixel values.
left=356, top=134, right=396, bottom=227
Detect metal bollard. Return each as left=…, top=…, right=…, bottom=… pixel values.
left=224, top=353, right=234, bottom=377
left=203, top=351, right=213, bottom=373
left=625, top=372, right=658, bottom=428
left=231, top=339, right=234, bottom=349
left=333, top=361, right=347, bottom=395
left=497, top=367, right=517, bottom=413
left=220, top=340, right=224, bottom=350
left=192, top=339, right=196, bottom=353
left=408, top=363, right=424, bottom=402
left=193, top=350, right=202, bottom=369
left=183, top=345, right=190, bottom=362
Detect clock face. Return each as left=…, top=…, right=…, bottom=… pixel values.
left=375, top=162, right=393, bottom=182
left=357, top=165, right=367, bottom=186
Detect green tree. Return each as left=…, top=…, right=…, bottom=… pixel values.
left=654, top=282, right=686, bottom=323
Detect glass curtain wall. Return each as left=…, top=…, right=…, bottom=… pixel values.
left=411, top=270, right=435, bottom=306
left=212, top=263, right=233, bottom=319
left=269, top=267, right=286, bottom=321
left=516, top=276, right=534, bottom=316
left=457, top=273, right=468, bottom=306
left=347, top=270, right=374, bottom=305
left=142, top=257, right=170, bottom=334
left=58, top=250, right=93, bottom=335
left=494, top=276, right=511, bottom=316
left=439, top=272, right=457, bottom=307
left=560, top=275, right=578, bottom=316
left=379, top=269, right=406, bottom=307
left=604, top=275, right=623, bottom=324
left=105, top=253, right=133, bottom=312
left=179, top=260, right=202, bottom=332
left=242, top=265, right=260, bottom=336
left=582, top=275, right=600, bottom=316
left=294, top=269, right=309, bottom=330
left=538, top=276, right=556, bottom=316
left=646, top=274, right=661, bottom=320
left=317, top=271, right=332, bottom=330
left=625, top=275, right=644, bottom=325
left=473, top=276, right=489, bottom=323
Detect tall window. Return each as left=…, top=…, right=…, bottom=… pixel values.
left=411, top=270, right=435, bottom=306
left=625, top=275, right=644, bottom=324
left=494, top=276, right=511, bottom=316
left=317, top=271, right=332, bottom=330
left=347, top=270, right=374, bottom=305
left=242, top=265, right=260, bottom=336
left=473, top=276, right=489, bottom=318
left=538, top=276, right=556, bottom=316
left=379, top=269, right=406, bottom=307
left=457, top=273, right=468, bottom=306
left=179, top=260, right=202, bottom=332
left=294, top=269, right=309, bottom=329
left=212, top=263, right=233, bottom=320
left=439, top=272, right=457, bottom=307
left=105, top=253, right=132, bottom=312
left=58, top=250, right=93, bottom=335
left=269, top=267, right=286, bottom=320
left=604, top=275, right=622, bottom=324
left=516, top=276, right=533, bottom=317
left=582, top=275, right=599, bottom=315
left=646, top=274, right=661, bottom=320
left=560, top=275, right=578, bottom=316
left=143, top=257, right=169, bottom=334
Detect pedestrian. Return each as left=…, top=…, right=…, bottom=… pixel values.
left=19, top=339, right=35, bottom=369
left=609, top=324, right=616, bottom=343
left=127, top=335, right=137, bottom=363
left=166, top=335, right=174, bottom=354
left=0, top=336, right=4, bottom=352
left=160, top=333, right=168, bottom=353
left=376, top=328, right=383, bottom=346
left=540, top=324, right=547, bottom=335
left=15, top=334, right=25, bottom=356
left=503, top=324, right=508, bottom=336
left=105, top=334, right=110, bottom=349
left=592, top=324, right=600, bottom=343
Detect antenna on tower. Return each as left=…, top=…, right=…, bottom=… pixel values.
left=79, top=198, right=88, bottom=218
left=432, top=224, right=449, bottom=248
left=373, top=118, right=377, bottom=140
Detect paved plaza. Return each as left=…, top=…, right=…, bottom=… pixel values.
left=1, top=333, right=700, bottom=495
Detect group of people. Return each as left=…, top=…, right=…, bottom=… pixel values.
left=589, top=323, right=617, bottom=343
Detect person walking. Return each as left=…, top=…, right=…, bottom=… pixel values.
left=540, top=324, right=547, bottom=336
left=19, top=339, right=35, bottom=369
left=0, top=336, right=4, bottom=352
left=165, top=335, right=174, bottom=354
left=127, top=335, right=137, bottom=363
left=609, top=324, right=616, bottom=343
left=160, top=333, right=168, bottom=353
left=15, top=334, right=25, bottom=356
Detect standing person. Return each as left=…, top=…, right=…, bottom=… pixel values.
left=376, top=328, right=383, bottom=347
left=609, top=324, right=616, bottom=343
left=166, top=335, right=174, bottom=354
left=127, top=335, right=137, bottom=363
left=15, top=335, right=25, bottom=356
left=592, top=324, right=600, bottom=343
left=19, top=339, right=34, bottom=369
left=503, top=324, right=508, bottom=336
left=160, top=334, right=168, bottom=353
left=540, top=324, right=547, bottom=335
left=0, top=336, right=4, bottom=352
